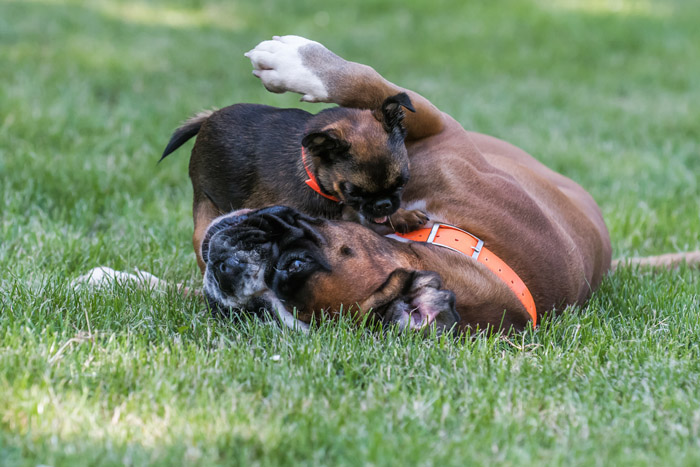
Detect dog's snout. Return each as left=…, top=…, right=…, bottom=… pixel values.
left=215, top=257, right=245, bottom=293
left=373, top=198, right=393, bottom=215
left=219, top=257, right=244, bottom=275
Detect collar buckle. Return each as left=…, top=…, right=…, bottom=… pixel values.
left=427, top=223, right=484, bottom=260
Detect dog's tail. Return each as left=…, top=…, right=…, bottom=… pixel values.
left=159, top=110, right=216, bottom=162
left=612, top=251, right=700, bottom=271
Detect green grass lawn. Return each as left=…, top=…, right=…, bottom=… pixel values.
left=2, top=0, right=699, bottom=465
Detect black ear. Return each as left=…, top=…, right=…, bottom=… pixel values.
left=374, top=92, right=415, bottom=135
left=301, top=130, right=350, bottom=157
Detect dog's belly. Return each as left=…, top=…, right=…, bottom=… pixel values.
left=402, top=122, right=611, bottom=310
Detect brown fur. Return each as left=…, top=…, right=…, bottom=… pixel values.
left=188, top=37, right=700, bottom=332
left=272, top=56, right=612, bottom=324
left=212, top=38, right=616, bottom=329
left=295, top=221, right=531, bottom=331
left=161, top=99, right=427, bottom=274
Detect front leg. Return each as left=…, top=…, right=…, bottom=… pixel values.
left=359, top=269, right=459, bottom=335
left=388, top=208, right=429, bottom=234
left=245, top=35, right=445, bottom=140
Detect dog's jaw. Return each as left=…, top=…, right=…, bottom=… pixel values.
left=202, top=259, right=309, bottom=333
left=245, top=35, right=330, bottom=103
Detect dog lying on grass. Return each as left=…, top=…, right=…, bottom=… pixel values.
left=75, top=36, right=700, bottom=334
left=193, top=35, right=613, bottom=333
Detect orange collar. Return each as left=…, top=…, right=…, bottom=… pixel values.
left=394, top=223, right=537, bottom=327
left=301, top=147, right=340, bottom=202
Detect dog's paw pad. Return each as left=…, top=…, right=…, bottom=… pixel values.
left=383, top=271, right=458, bottom=332
left=390, top=208, right=430, bottom=234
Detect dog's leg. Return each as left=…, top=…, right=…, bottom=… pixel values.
left=72, top=267, right=200, bottom=297
left=193, top=196, right=223, bottom=274
left=246, top=35, right=445, bottom=140
left=359, top=269, right=459, bottom=334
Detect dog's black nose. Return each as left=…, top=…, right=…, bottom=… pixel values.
left=215, top=257, right=245, bottom=294
left=372, top=198, right=393, bottom=215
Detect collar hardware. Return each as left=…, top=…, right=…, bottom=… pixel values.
left=394, top=223, right=537, bottom=327
left=301, top=146, right=340, bottom=202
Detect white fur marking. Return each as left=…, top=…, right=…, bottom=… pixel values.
left=384, top=233, right=412, bottom=243
left=262, top=291, right=310, bottom=333
left=72, top=266, right=166, bottom=290
left=245, top=35, right=329, bottom=103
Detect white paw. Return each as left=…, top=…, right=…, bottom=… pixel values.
left=245, top=35, right=330, bottom=103
left=72, top=267, right=166, bottom=290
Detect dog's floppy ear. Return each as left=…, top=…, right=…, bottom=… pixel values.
left=359, top=268, right=459, bottom=334
left=302, top=130, right=350, bottom=158
left=373, top=92, right=415, bottom=135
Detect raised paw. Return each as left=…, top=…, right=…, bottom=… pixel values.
left=360, top=269, right=459, bottom=335
left=389, top=208, right=429, bottom=234
left=245, top=35, right=340, bottom=102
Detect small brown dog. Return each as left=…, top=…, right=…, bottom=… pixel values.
left=161, top=94, right=428, bottom=272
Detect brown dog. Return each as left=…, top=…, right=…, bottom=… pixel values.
left=74, top=36, right=699, bottom=332
left=160, top=92, right=429, bottom=272
left=190, top=35, right=614, bottom=333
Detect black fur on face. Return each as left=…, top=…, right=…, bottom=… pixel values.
left=338, top=168, right=408, bottom=220
left=202, top=206, right=331, bottom=317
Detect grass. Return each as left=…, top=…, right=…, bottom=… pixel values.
left=1, top=0, right=699, bottom=465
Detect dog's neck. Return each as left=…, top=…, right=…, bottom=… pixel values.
left=300, top=146, right=340, bottom=202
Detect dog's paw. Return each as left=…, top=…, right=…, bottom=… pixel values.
left=360, top=269, right=459, bottom=335
left=72, top=267, right=166, bottom=291
left=245, top=35, right=339, bottom=102
left=72, top=266, right=136, bottom=289
left=383, top=270, right=459, bottom=334
left=389, top=208, right=429, bottom=234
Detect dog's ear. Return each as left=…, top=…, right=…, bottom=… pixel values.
left=302, top=130, right=350, bottom=158
left=359, top=268, right=459, bottom=334
left=373, top=92, right=415, bottom=136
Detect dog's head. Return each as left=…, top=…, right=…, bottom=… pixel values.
left=302, top=93, right=415, bottom=224
left=201, top=206, right=459, bottom=334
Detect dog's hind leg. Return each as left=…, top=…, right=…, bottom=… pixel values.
left=246, top=35, right=445, bottom=140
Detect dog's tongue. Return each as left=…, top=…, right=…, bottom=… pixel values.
left=373, top=216, right=388, bottom=224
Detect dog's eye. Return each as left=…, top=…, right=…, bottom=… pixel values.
left=283, top=254, right=315, bottom=275
left=287, top=259, right=305, bottom=274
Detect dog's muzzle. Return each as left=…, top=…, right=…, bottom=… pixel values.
left=201, top=206, right=326, bottom=331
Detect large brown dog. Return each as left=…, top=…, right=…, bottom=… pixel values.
left=194, top=35, right=613, bottom=333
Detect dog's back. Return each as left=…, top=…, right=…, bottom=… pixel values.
left=189, top=104, right=311, bottom=212
left=162, top=104, right=313, bottom=212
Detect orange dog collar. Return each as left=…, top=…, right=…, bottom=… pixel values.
left=395, top=223, right=537, bottom=327
left=301, top=147, right=341, bottom=202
